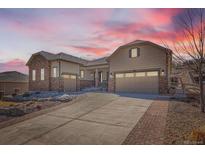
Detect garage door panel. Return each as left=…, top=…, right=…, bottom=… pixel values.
left=115, top=71, right=159, bottom=94
left=63, top=74, right=77, bottom=92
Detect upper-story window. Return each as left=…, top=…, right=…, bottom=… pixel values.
left=40, top=68, right=45, bottom=80
left=32, top=70, right=36, bottom=81
left=80, top=70, right=84, bottom=78
left=129, top=48, right=140, bottom=58
left=53, top=67, right=57, bottom=78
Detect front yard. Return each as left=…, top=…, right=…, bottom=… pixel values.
left=0, top=91, right=77, bottom=124
left=164, top=100, right=205, bottom=144
left=0, top=91, right=205, bottom=144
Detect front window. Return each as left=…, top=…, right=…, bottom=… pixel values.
left=40, top=68, right=45, bottom=80
left=130, top=48, right=140, bottom=58
left=32, top=70, right=36, bottom=81
left=80, top=70, right=84, bottom=78
left=53, top=67, right=57, bottom=77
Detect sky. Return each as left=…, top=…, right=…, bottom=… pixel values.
left=0, top=8, right=186, bottom=74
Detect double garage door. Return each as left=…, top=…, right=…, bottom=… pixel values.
left=115, top=71, right=159, bottom=94
left=62, top=74, right=77, bottom=92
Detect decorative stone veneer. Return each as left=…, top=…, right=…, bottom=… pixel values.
left=28, top=55, right=50, bottom=91
left=76, top=78, right=80, bottom=91
left=108, top=77, right=115, bottom=92
left=159, top=76, right=168, bottom=94
left=50, top=77, right=64, bottom=91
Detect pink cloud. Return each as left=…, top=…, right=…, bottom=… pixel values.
left=0, top=59, right=28, bottom=74
left=69, top=45, right=109, bottom=56
left=136, top=8, right=184, bottom=27
left=3, top=15, right=69, bottom=42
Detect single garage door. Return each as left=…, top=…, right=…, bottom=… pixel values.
left=115, top=71, right=159, bottom=94
left=62, top=74, right=77, bottom=92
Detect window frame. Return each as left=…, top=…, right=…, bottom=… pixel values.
left=32, top=70, right=36, bottom=81
left=125, top=72, right=135, bottom=78
left=53, top=67, right=57, bottom=78
left=147, top=71, right=158, bottom=77
left=80, top=70, right=84, bottom=78
left=135, top=72, right=146, bottom=77
left=129, top=47, right=140, bottom=58
left=115, top=73, right=124, bottom=78
left=40, top=68, right=45, bottom=81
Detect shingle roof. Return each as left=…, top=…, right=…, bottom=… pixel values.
left=86, top=57, right=108, bottom=66
left=0, top=71, right=28, bottom=83
left=107, top=39, right=172, bottom=60
left=121, top=40, right=172, bottom=52
left=122, top=40, right=147, bottom=46
left=37, top=51, right=57, bottom=60
left=27, top=51, right=108, bottom=66
left=57, top=52, right=88, bottom=65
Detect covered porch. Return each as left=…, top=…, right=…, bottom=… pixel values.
left=80, top=65, right=109, bottom=90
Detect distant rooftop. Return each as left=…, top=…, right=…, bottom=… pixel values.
left=0, top=71, right=28, bottom=82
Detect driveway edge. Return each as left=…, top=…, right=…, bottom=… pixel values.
left=0, top=94, right=87, bottom=129
left=122, top=99, right=169, bottom=145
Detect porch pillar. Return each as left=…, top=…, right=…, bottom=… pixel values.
left=95, top=68, right=99, bottom=87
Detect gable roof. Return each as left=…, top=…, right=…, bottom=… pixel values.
left=26, top=51, right=108, bottom=66
left=26, top=51, right=88, bottom=66
left=0, top=71, right=28, bottom=83
left=57, top=52, right=88, bottom=65
left=107, top=40, right=172, bottom=61
left=85, top=57, right=108, bottom=66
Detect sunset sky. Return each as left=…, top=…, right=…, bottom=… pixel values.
left=0, top=8, right=185, bottom=74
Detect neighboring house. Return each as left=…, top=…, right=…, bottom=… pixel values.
left=26, top=40, right=172, bottom=94
left=0, top=71, right=28, bottom=95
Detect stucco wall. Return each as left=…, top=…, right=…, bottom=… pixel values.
left=109, top=45, right=167, bottom=73
left=61, top=61, right=80, bottom=75
left=51, top=60, right=80, bottom=76
left=0, top=82, right=28, bottom=95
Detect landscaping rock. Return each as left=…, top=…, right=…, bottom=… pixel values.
left=53, top=94, right=76, bottom=102
left=0, top=108, right=25, bottom=117
left=3, top=91, right=77, bottom=102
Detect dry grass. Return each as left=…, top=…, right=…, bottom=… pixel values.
left=164, top=100, right=205, bottom=144
left=0, top=101, right=17, bottom=107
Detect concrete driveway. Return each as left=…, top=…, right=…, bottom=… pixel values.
left=0, top=92, right=153, bottom=145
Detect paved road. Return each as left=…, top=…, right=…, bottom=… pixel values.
left=0, top=92, right=153, bottom=145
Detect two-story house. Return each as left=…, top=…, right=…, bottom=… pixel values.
left=26, top=40, right=172, bottom=94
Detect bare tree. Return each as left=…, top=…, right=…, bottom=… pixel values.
left=164, top=8, right=205, bottom=112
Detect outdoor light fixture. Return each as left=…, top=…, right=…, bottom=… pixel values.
left=162, top=69, right=165, bottom=75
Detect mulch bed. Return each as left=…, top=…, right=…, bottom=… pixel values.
left=164, top=100, right=205, bottom=144
left=0, top=101, right=63, bottom=123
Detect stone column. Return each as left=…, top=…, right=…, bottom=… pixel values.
left=95, top=69, right=99, bottom=87
left=108, top=73, right=115, bottom=92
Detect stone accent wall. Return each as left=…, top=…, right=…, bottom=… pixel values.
left=0, top=82, right=28, bottom=95
left=159, top=76, right=168, bottom=94
left=80, top=80, right=94, bottom=90
left=28, top=55, right=50, bottom=91
left=76, top=78, right=80, bottom=91
left=50, top=77, right=64, bottom=91
left=108, top=77, right=115, bottom=92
